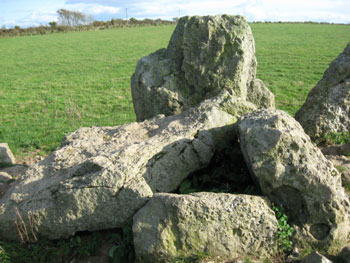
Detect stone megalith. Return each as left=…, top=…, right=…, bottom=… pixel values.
left=295, top=43, right=350, bottom=139
left=133, top=193, right=278, bottom=263
left=131, top=15, right=274, bottom=122
left=237, top=109, right=350, bottom=253
left=0, top=93, right=257, bottom=240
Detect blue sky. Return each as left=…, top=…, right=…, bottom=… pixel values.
left=1, top=0, right=349, bottom=28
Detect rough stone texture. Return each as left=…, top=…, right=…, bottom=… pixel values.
left=295, top=43, right=350, bottom=139
left=237, top=109, right=350, bottom=253
left=325, top=155, right=350, bottom=190
left=0, top=94, right=254, bottom=240
left=322, top=143, right=350, bottom=156
left=0, top=172, right=12, bottom=183
left=131, top=15, right=274, bottom=121
left=0, top=181, right=13, bottom=200
left=0, top=143, right=16, bottom=164
left=338, top=246, right=350, bottom=263
left=301, top=251, right=333, bottom=263
left=133, top=192, right=278, bottom=263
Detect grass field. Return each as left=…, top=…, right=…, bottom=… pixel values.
left=0, top=23, right=349, bottom=161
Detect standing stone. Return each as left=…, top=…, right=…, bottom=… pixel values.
left=295, top=43, right=350, bottom=139
left=237, top=109, right=350, bottom=253
left=133, top=193, right=278, bottom=263
left=131, top=15, right=274, bottom=122
left=0, top=143, right=16, bottom=164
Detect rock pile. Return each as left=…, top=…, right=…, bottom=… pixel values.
left=0, top=15, right=349, bottom=263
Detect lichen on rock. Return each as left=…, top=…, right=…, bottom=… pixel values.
left=238, top=108, right=350, bottom=253
left=131, top=15, right=274, bottom=122
left=133, top=192, right=278, bottom=263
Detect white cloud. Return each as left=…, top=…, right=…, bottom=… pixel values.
left=64, top=3, right=121, bottom=15
left=1, top=0, right=349, bottom=27
left=129, top=0, right=350, bottom=23
left=6, top=10, right=58, bottom=27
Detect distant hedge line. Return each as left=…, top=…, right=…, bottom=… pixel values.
left=0, top=18, right=176, bottom=38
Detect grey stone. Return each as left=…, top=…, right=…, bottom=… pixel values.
left=301, top=251, right=332, bottom=263
left=131, top=15, right=274, bottom=122
left=295, top=43, right=350, bottom=139
left=0, top=143, right=15, bottom=164
left=237, top=109, right=350, bottom=253
left=0, top=172, right=12, bottom=183
left=0, top=93, right=254, bottom=240
left=322, top=143, right=350, bottom=156
left=133, top=192, right=278, bottom=263
left=0, top=165, right=27, bottom=179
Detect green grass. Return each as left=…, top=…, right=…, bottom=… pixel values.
left=0, top=26, right=173, bottom=159
left=251, top=23, right=350, bottom=114
left=0, top=23, right=349, bottom=161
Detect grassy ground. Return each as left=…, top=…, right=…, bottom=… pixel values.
left=1, top=24, right=350, bottom=160
left=0, top=21, right=350, bottom=263
left=251, top=23, right=350, bottom=115
left=0, top=26, right=173, bottom=160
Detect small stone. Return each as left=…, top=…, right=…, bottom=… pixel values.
left=0, top=143, right=16, bottom=164
left=0, top=172, right=12, bottom=183
left=301, top=251, right=333, bottom=263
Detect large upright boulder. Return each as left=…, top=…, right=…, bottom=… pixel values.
left=131, top=15, right=274, bottom=121
left=295, top=43, right=350, bottom=139
left=0, top=93, right=256, bottom=240
left=133, top=193, right=278, bottom=263
left=238, top=109, right=350, bottom=253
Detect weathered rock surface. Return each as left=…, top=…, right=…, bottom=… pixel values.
left=0, top=165, right=27, bottom=179
left=322, top=143, right=350, bottom=156
left=0, top=172, right=12, bottom=183
left=325, top=155, right=350, bottom=191
left=131, top=15, right=274, bottom=121
left=295, top=43, right=350, bottom=139
left=0, top=93, right=255, bottom=240
left=237, top=109, right=350, bottom=253
left=301, top=251, right=333, bottom=263
left=0, top=143, right=16, bottom=164
left=133, top=192, right=278, bottom=263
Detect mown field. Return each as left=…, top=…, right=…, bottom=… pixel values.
left=0, top=23, right=349, bottom=161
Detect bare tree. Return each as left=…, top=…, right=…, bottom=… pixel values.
left=57, top=9, right=93, bottom=27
